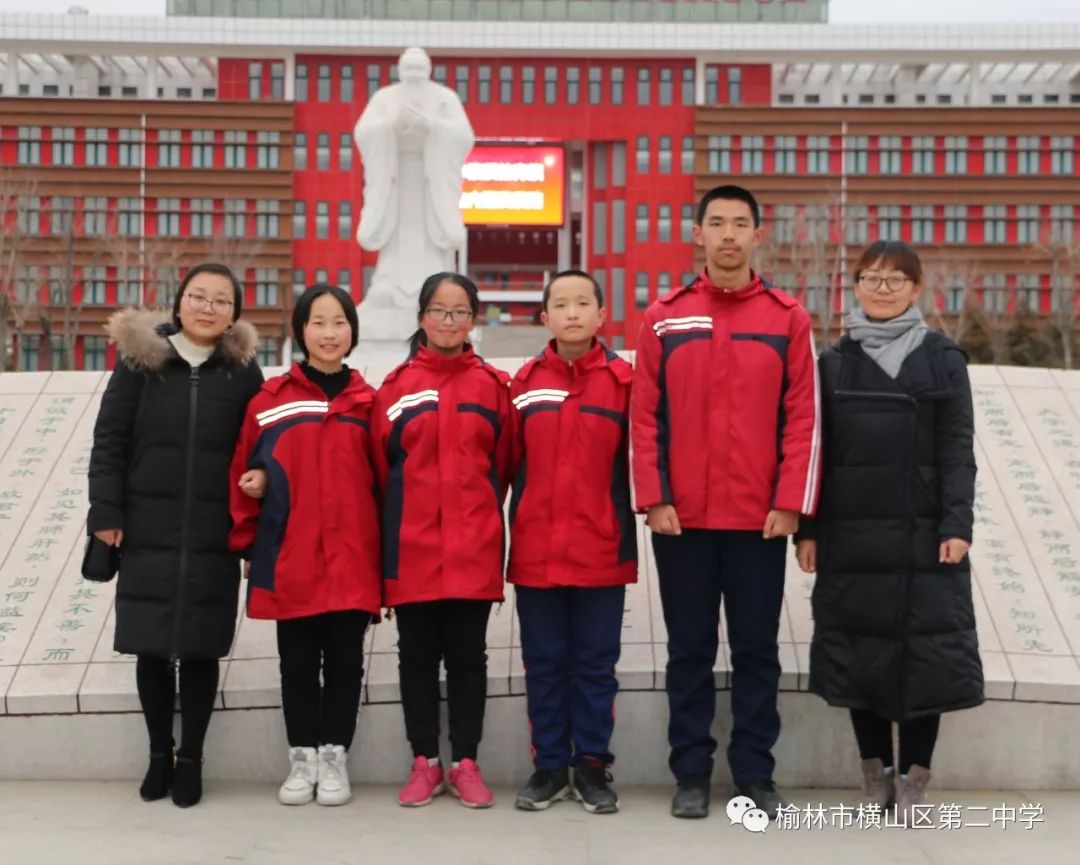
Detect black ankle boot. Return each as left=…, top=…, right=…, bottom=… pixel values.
left=139, top=751, right=175, bottom=801
left=172, top=757, right=203, bottom=808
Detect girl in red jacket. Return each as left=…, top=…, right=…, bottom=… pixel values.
left=230, top=284, right=381, bottom=808
left=372, top=271, right=512, bottom=809
left=508, top=270, right=636, bottom=815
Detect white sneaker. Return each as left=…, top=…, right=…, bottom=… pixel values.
left=278, top=747, right=318, bottom=805
left=317, top=744, right=351, bottom=806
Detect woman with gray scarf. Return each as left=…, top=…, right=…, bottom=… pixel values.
left=794, top=240, right=983, bottom=822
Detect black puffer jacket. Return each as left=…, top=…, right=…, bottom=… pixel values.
left=88, top=309, right=263, bottom=659
left=802, top=330, right=984, bottom=721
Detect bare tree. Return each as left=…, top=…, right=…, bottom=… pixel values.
left=0, top=172, right=38, bottom=371
left=1037, top=223, right=1080, bottom=370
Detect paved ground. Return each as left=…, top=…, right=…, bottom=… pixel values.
left=0, top=782, right=1074, bottom=865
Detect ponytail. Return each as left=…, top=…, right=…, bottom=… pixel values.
left=409, top=271, right=480, bottom=358
left=408, top=327, right=428, bottom=357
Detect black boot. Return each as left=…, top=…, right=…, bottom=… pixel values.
left=734, top=779, right=787, bottom=820
left=172, top=757, right=203, bottom=808
left=671, top=775, right=710, bottom=819
left=572, top=758, right=619, bottom=814
left=139, top=751, right=175, bottom=802
left=515, top=768, right=571, bottom=811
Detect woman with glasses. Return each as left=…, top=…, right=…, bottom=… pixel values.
left=794, top=240, right=983, bottom=819
left=88, top=262, right=263, bottom=807
left=371, top=271, right=512, bottom=809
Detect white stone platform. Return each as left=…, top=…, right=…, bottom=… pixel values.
left=2, top=361, right=1080, bottom=788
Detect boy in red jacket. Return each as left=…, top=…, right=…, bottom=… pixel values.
left=631, top=186, right=821, bottom=820
left=509, top=270, right=636, bottom=814
left=230, top=284, right=382, bottom=808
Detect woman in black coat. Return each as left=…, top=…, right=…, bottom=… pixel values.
left=88, top=262, right=263, bottom=807
left=796, top=240, right=983, bottom=818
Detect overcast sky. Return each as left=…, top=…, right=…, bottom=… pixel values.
left=1, top=0, right=1080, bottom=22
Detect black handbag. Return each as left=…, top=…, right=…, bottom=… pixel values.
left=81, top=534, right=121, bottom=583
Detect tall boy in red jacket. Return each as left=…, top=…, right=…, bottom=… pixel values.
left=509, top=270, right=636, bottom=815
left=631, top=185, right=821, bottom=820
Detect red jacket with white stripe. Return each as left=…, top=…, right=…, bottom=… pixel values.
left=371, top=345, right=512, bottom=607
left=228, top=364, right=382, bottom=620
left=508, top=339, right=638, bottom=589
left=631, top=270, right=822, bottom=530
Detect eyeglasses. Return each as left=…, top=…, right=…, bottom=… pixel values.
left=424, top=306, right=473, bottom=323
left=184, top=293, right=235, bottom=315
left=857, top=274, right=912, bottom=293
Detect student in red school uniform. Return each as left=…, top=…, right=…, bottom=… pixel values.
left=229, top=284, right=382, bottom=808
left=508, top=270, right=637, bottom=815
left=371, top=271, right=512, bottom=810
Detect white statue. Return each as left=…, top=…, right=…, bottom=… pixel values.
left=353, top=46, right=476, bottom=343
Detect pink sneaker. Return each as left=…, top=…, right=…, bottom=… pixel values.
left=398, top=756, right=445, bottom=807
left=446, top=759, right=495, bottom=809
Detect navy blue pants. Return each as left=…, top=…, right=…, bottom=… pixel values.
left=653, top=529, right=787, bottom=784
left=516, top=584, right=625, bottom=770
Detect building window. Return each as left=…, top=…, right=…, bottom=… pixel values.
left=293, top=201, right=306, bottom=239
left=521, top=66, right=535, bottom=104
left=315, top=268, right=329, bottom=284
left=681, top=67, right=695, bottom=105
left=588, top=67, right=602, bottom=105
left=192, top=129, right=214, bottom=167
left=83, top=266, right=107, bottom=306
left=878, top=136, right=901, bottom=174
left=984, top=136, right=1007, bottom=174
left=1016, top=205, right=1040, bottom=244
left=499, top=66, right=512, bottom=104
left=657, top=204, right=672, bottom=243
left=116, top=128, right=141, bottom=167
left=774, top=135, right=796, bottom=173
left=116, top=267, right=140, bottom=305
left=317, top=64, right=331, bottom=102
left=1017, top=136, right=1041, bottom=174
left=635, top=272, right=649, bottom=309
left=17, top=196, right=39, bottom=236
left=635, top=204, right=649, bottom=242
left=270, top=62, right=284, bottom=100
left=316, top=201, right=329, bottom=239
left=611, top=200, right=626, bottom=253
left=1051, top=136, right=1075, bottom=174
left=295, top=63, right=308, bottom=101
left=846, top=135, right=869, bottom=174
left=877, top=205, right=902, bottom=240
left=340, top=64, right=354, bottom=102
left=983, top=274, right=1007, bottom=313
left=911, top=206, right=935, bottom=244
left=1017, top=274, right=1041, bottom=312
left=637, top=67, right=650, bottom=106
left=592, top=201, right=606, bottom=256
left=741, top=135, right=764, bottom=174
left=705, top=67, right=719, bottom=104
left=224, top=199, right=246, bottom=238
left=83, top=335, right=107, bottom=371
left=256, top=131, right=280, bottom=169
left=477, top=65, right=491, bottom=104
left=257, top=337, right=279, bottom=367
left=49, top=197, right=73, bottom=235
left=845, top=205, right=869, bottom=245
left=944, top=205, right=967, bottom=244
left=944, top=136, right=968, bottom=174
left=658, top=136, right=672, bottom=174
left=293, top=268, right=306, bottom=297
left=316, top=133, right=330, bottom=170
left=249, top=62, right=263, bottom=100
left=337, top=132, right=352, bottom=171
left=83, top=197, right=107, bottom=235
left=432, top=65, right=445, bottom=85
left=255, top=268, right=279, bottom=307
left=707, top=135, right=731, bottom=173
left=566, top=66, right=580, bottom=105
left=658, top=67, right=673, bottom=106
left=772, top=205, right=795, bottom=244
left=157, top=198, right=180, bottom=237
left=17, top=126, right=41, bottom=165
left=52, top=127, right=75, bottom=166
left=456, top=66, right=469, bottom=103
left=117, top=197, right=140, bottom=236
left=984, top=205, right=1006, bottom=244
left=636, top=136, right=649, bottom=174
left=256, top=199, right=279, bottom=238
left=156, top=129, right=181, bottom=168
left=593, top=144, right=607, bottom=190
left=542, top=66, right=557, bottom=104
left=224, top=130, right=247, bottom=169
left=681, top=204, right=694, bottom=243
left=190, top=198, right=213, bottom=237
left=338, top=201, right=352, bottom=240
left=610, top=67, right=624, bottom=105
left=728, top=67, right=742, bottom=104
left=778, top=94, right=795, bottom=105
left=338, top=269, right=350, bottom=293
left=1050, top=204, right=1074, bottom=244
left=911, top=136, right=934, bottom=174
left=85, top=127, right=108, bottom=166
left=611, top=141, right=626, bottom=185
left=681, top=135, right=694, bottom=174
left=366, top=64, right=381, bottom=99
left=292, top=133, right=308, bottom=171
left=20, top=335, right=41, bottom=371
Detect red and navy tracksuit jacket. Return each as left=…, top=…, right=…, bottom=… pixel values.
left=371, top=344, right=512, bottom=607
left=228, top=364, right=382, bottom=620
left=631, top=270, right=822, bottom=529
left=508, top=339, right=638, bottom=588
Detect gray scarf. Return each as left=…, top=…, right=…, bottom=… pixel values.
left=845, top=305, right=929, bottom=379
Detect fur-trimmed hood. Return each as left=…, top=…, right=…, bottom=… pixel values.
left=104, top=308, right=259, bottom=372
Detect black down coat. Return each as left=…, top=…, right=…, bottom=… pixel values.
left=801, top=330, right=984, bottom=721
left=88, top=309, right=263, bottom=660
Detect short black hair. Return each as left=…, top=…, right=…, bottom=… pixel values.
left=695, top=184, right=761, bottom=228
left=172, top=262, right=243, bottom=326
left=292, top=283, right=359, bottom=358
left=542, top=269, right=604, bottom=310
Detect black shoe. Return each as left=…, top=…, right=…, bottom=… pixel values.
left=671, top=776, right=710, bottom=819
left=572, top=759, right=619, bottom=814
left=515, top=768, right=571, bottom=811
left=171, top=757, right=203, bottom=808
left=734, top=779, right=787, bottom=820
left=139, top=751, right=174, bottom=802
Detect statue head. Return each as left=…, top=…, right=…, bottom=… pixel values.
left=398, top=47, right=432, bottom=85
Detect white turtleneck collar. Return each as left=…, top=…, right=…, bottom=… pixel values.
left=168, top=330, right=215, bottom=369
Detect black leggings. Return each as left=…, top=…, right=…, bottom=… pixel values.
left=277, top=610, right=372, bottom=750
left=395, top=600, right=492, bottom=763
left=135, top=655, right=219, bottom=760
left=850, top=709, right=941, bottom=774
